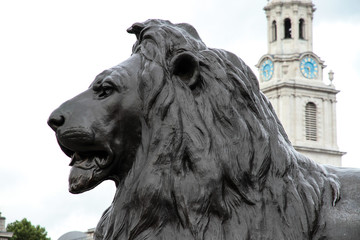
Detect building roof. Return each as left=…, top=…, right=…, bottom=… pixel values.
left=58, top=231, right=87, bottom=240
left=270, top=0, right=312, bottom=3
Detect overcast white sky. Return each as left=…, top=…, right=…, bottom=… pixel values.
left=0, top=0, right=359, bottom=239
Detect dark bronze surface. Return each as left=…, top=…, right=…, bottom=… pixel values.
left=48, top=19, right=360, bottom=240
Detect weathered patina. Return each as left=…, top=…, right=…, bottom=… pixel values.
left=48, top=19, right=360, bottom=240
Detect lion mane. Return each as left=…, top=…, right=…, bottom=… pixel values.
left=94, top=19, right=340, bottom=240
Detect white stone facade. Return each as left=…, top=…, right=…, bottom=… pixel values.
left=257, top=0, right=344, bottom=166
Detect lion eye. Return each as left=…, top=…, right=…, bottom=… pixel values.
left=96, top=82, right=114, bottom=99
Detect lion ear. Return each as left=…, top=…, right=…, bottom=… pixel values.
left=171, top=52, right=200, bottom=89
left=127, top=22, right=145, bottom=39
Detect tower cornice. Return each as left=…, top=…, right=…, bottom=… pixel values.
left=264, top=0, right=315, bottom=12
left=260, top=81, right=340, bottom=96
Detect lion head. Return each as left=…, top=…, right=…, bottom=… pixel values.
left=49, top=19, right=341, bottom=240
left=48, top=54, right=143, bottom=194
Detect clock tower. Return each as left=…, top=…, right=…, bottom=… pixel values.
left=256, top=0, right=345, bottom=166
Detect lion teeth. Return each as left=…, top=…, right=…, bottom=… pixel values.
left=69, top=152, right=82, bottom=166
left=94, top=157, right=102, bottom=169
left=69, top=153, right=77, bottom=166
left=69, top=152, right=109, bottom=169
left=94, top=156, right=108, bottom=169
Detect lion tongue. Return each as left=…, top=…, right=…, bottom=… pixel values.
left=69, top=165, right=95, bottom=194
left=68, top=153, right=110, bottom=194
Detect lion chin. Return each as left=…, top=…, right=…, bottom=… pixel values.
left=48, top=19, right=360, bottom=240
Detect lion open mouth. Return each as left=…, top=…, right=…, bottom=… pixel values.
left=69, top=151, right=111, bottom=169
left=58, top=143, right=114, bottom=193
left=60, top=144, right=112, bottom=170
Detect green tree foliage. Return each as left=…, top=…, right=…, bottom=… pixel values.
left=6, top=218, right=51, bottom=240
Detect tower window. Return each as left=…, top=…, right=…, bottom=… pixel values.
left=284, top=18, right=292, bottom=39
left=299, top=19, right=305, bottom=39
left=305, top=102, right=317, bottom=141
left=272, top=20, right=277, bottom=41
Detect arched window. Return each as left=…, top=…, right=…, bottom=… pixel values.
left=284, top=18, right=292, bottom=39
left=299, top=19, right=305, bottom=39
left=305, top=102, right=317, bottom=141
left=272, top=20, right=277, bottom=41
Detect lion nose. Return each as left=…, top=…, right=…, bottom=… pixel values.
left=48, top=110, right=65, bottom=131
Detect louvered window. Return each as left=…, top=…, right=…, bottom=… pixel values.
left=305, top=102, right=317, bottom=141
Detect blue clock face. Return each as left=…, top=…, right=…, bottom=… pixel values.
left=300, top=57, right=318, bottom=79
left=261, top=59, right=274, bottom=81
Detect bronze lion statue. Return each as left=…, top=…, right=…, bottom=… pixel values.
left=48, top=19, right=360, bottom=239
